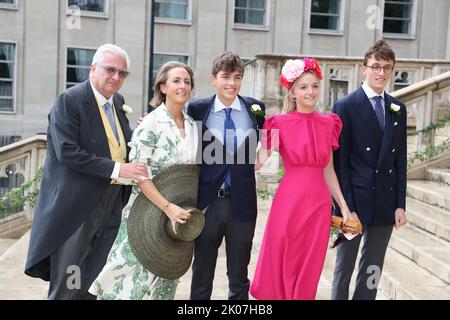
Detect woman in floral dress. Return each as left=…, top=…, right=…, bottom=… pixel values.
left=89, top=61, right=199, bottom=300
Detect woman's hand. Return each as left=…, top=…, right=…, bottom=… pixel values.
left=163, top=203, right=192, bottom=234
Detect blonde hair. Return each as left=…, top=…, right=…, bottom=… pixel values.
left=150, top=61, right=195, bottom=107
left=281, top=70, right=319, bottom=114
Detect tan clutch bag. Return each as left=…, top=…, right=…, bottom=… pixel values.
left=331, top=216, right=363, bottom=234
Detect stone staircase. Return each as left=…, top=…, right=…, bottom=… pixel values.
left=255, top=170, right=450, bottom=300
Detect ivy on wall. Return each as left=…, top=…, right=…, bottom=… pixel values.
left=0, top=167, right=43, bottom=218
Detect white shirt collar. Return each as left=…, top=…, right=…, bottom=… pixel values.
left=362, top=81, right=386, bottom=100
left=90, top=80, right=114, bottom=106
left=214, top=96, right=241, bottom=113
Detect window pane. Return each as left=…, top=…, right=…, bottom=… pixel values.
left=385, top=3, right=411, bottom=18
left=66, top=48, right=95, bottom=88
left=234, top=9, right=246, bottom=24
left=0, top=63, right=13, bottom=79
left=155, top=2, right=187, bottom=20
left=0, top=98, right=13, bottom=111
left=247, top=10, right=264, bottom=25
left=67, top=48, right=94, bottom=66
left=248, top=0, right=265, bottom=9
left=234, top=0, right=266, bottom=25
left=68, top=0, right=105, bottom=13
left=310, top=15, right=338, bottom=30
left=153, top=54, right=188, bottom=81
left=0, top=0, right=15, bottom=4
left=383, top=19, right=409, bottom=34
left=311, top=0, right=340, bottom=14
left=0, top=43, right=15, bottom=61
left=66, top=67, right=91, bottom=84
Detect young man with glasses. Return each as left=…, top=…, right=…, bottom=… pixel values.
left=331, top=39, right=407, bottom=300
left=25, top=44, right=149, bottom=299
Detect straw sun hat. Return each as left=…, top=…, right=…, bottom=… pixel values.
left=127, top=164, right=204, bottom=280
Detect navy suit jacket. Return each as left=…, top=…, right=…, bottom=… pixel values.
left=332, top=86, right=407, bottom=226
left=187, top=95, right=265, bottom=221
left=25, top=80, right=132, bottom=280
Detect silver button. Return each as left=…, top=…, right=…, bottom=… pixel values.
left=392, top=148, right=396, bottom=152
left=366, top=147, right=371, bottom=151
left=375, top=169, right=379, bottom=174
left=394, top=122, right=398, bottom=126
left=389, top=169, right=392, bottom=174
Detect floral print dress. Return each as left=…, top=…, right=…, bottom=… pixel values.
left=89, top=103, right=199, bottom=300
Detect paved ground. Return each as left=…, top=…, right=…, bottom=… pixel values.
left=175, top=200, right=388, bottom=300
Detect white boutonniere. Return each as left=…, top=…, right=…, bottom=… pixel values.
left=121, top=104, right=133, bottom=114
left=390, top=103, right=401, bottom=115
left=250, top=104, right=264, bottom=117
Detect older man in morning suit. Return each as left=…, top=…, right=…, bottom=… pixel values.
left=25, top=44, right=148, bottom=300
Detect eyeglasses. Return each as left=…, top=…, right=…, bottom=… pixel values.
left=96, top=63, right=130, bottom=79
left=365, top=65, right=393, bottom=74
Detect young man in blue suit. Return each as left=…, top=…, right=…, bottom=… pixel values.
left=25, top=44, right=148, bottom=299
left=187, top=52, right=265, bottom=300
left=331, top=39, right=407, bottom=300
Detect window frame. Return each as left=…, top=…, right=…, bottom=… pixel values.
left=233, top=0, right=270, bottom=31
left=382, top=0, right=417, bottom=39
left=65, top=46, right=97, bottom=89
left=152, top=52, right=190, bottom=82
left=154, top=0, right=192, bottom=25
left=308, top=0, right=345, bottom=36
left=66, top=0, right=109, bottom=19
left=0, top=0, right=18, bottom=10
left=0, top=41, right=17, bottom=114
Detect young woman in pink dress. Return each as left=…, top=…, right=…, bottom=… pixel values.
left=249, top=58, right=358, bottom=300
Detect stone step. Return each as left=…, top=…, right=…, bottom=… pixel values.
left=389, top=224, right=450, bottom=284
left=435, top=127, right=450, bottom=137
left=435, top=136, right=450, bottom=146
left=426, top=168, right=450, bottom=186
left=406, top=197, right=450, bottom=241
left=380, top=247, right=450, bottom=299
left=0, top=239, right=16, bottom=257
left=0, top=231, right=48, bottom=299
left=407, top=180, right=450, bottom=211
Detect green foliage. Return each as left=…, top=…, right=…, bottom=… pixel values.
left=0, top=167, right=43, bottom=218
left=256, top=188, right=274, bottom=200
left=406, top=112, right=450, bottom=167
left=407, top=137, right=450, bottom=168
left=407, top=112, right=450, bottom=137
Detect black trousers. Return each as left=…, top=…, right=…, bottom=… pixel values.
left=331, top=225, right=393, bottom=300
left=190, top=196, right=256, bottom=300
left=47, top=185, right=123, bottom=300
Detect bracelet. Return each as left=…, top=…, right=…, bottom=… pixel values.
left=163, top=201, right=170, bottom=210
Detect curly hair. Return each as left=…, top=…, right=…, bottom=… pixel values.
left=363, top=38, right=396, bottom=66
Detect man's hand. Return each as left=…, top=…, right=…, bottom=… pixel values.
left=119, top=163, right=149, bottom=182
left=394, top=208, right=407, bottom=230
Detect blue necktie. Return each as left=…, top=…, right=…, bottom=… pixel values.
left=373, top=96, right=385, bottom=131
left=224, top=108, right=237, bottom=190
left=103, top=102, right=120, bottom=142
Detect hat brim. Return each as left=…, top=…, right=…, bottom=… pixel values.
left=127, top=164, right=202, bottom=280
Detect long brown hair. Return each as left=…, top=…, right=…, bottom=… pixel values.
left=150, top=61, right=195, bottom=107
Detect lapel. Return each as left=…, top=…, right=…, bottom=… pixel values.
left=376, top=93, right=394, bottom=168
left=82, top=81, right=111, bottom=158
left=112, top=95, right=132, bottom=144
left=201, top=95, right=216, bottom=129
left=238, top=95, right=258, bottom=129
left=354, top=87, right=383, bottom=141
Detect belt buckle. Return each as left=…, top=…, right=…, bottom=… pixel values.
left=217, top=189, right=225, bottom=198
